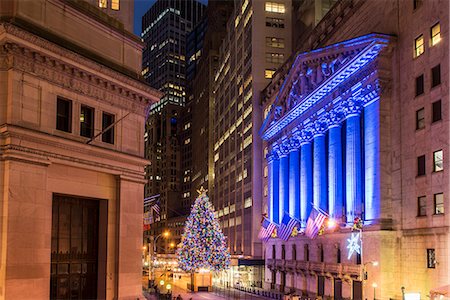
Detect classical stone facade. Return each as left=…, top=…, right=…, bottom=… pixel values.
left=0, top=1, right=161, bottom=299
left=261, top=0, right=449, bottom=299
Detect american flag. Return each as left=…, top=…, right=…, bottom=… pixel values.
left=258, top=218, right=276, bottom=242
left=305, top=208, right=327, bottom=239
left=152, top=201, right=160, bottom=216
left=278, top=212, right=300, bottom=241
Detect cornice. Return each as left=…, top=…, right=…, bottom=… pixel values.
left=0, top=23, right=162, bottom=105
left=0, top=124, right=149, bottom=172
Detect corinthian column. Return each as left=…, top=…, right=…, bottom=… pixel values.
left=300, top=128, right=313, bottom=227
left=344, top=98, right=363, bottom=224
left=289, top=132, right=301, bottom=219
left=267, top=146, right=280, bottom=223
left=364, top=97, right=380, bottom=223
left=328, top=108, right=344, bottom=220
left=313, top=117, right=328, bottom=213
left=278, top=141, right=290, bottom=222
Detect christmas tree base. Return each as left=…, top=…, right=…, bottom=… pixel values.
left=187, top=272, right=212, bottom=292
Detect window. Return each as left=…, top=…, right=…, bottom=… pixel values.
left=427, top=249, right=436, bottom=268
left=434, top=193, right=444, bottom=214
left=431, top=23, right=441, bottom=46
left=98, top=0, right=107, bottom=8
left=413, top=0, right=422, bottom=9
left=433, top=150, right=443, bottom=172
left=416, top=74, right=424, bottom=96
left=56, top=97, right=72, bottom=133
left=416, top=108, right=425, bottom=129
left=80, top=105, right=94, bottom=138
left=319, top=245, right=324, bottom=262
left=337, top=247, right=341, bottom=264
left=265, top=69, right=276, bottom=79
left=266, top=52, right=284, bottom=64
left=281, top=245, right=285, bottom=259
left=266, top=37, right=285, bottom=48
left=102, top=112, right=115, bottom=144
left=418, top=196, right=426, bottom=216
left=432, top=100, right=442, bottom=122
left=265, top=2, right=286, bottom=13
left=292, top=245, right=297, bottom=260
left=272, top=245, right=276, bottom=259
left=431, top=65, right=441, bottom=87
left=415, top=35, right=424, bottom=57
left=417, top=155, right=426, bottom=176
left=304, top=244, right=309, bottom=261
left=266, top=17, right=284, bottom=28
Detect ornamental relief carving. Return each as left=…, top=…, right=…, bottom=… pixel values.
left=6, top=42, right=149, bottom=114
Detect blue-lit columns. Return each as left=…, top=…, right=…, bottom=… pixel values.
left=288, top=134, right=301, bottom=219
left=300, top=130, right=313, bottom=227
left=267, top=148, right=280, bottom=223
left=364, top=97, right=380, bottom=222
left=344, top=98, right=363, bottom=223
left=313, top=119, right=328, bottom=212
left=328, top=109, right=344, bottom=220
left=278, top=142, right=290, bottom=222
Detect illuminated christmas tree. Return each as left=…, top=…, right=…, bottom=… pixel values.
left=177, top=188, right=230, bottom=273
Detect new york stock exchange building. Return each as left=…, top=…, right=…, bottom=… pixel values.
left=260, top=26, right=449, bottom=300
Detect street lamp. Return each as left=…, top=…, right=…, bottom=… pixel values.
left=149, top=231, right=170, bottom=285
left=372, top=282, right=377, bottom=299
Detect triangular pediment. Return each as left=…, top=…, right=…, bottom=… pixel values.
left=260, top=33, right=391, bottom=141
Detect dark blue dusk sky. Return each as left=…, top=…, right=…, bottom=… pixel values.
left=133, top=0, right=208, bottom=36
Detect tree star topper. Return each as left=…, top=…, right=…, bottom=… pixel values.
left=347, top=232, right=361, bottom=260
left=197, top=186, right=208, bottom=196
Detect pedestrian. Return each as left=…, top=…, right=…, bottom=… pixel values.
left=176, top=294, right=182, bottom=300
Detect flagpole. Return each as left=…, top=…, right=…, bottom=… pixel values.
left=310, top=202, right=330, bottom=218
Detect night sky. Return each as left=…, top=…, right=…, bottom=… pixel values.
left=133, top=0, right=208, bottom=36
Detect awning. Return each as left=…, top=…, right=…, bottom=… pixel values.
left=430, top=285, right=450, bottom=299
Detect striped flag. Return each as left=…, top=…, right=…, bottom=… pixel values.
left=258, top=218, right=276, bottom=242
left=305, top=208, right=327, bottom=239
left=278, top=212, right=300, bottom=241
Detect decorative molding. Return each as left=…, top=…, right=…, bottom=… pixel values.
left=0, top=23, right=161, bottom=108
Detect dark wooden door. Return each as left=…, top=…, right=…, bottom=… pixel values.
left=50, top=195, right=99, bottom=299
left=353, top=280, right=363, bottom=300
left=317, top=275, right=325, bottom=296
left=334, top=278, right=343, bottom=299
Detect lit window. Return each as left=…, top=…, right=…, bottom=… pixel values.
left=111, top=0, right=119, bottom=10
left=264, top=166, right=268, bottom=177
left=265, top=2, right=286, bottom=13
left=427, top=249, right=436, bottom=268
left=415, top=35, right=424, bottom=57
left=431, top=23, right=441, bottom=46
left=418, top=196, right=426, bottom=216
left=433, top=150, right=443, bottom=172
left=265, top=69, right=276, bottom=79
left=266, top=37, right=285, bottom=48
left=266, top=52, right=284, bottom=64
left=99, top=0, right=107, bottom=8
left=434, top=193, right=444, bottom=214
left=184, top=138, right=191, bottom=144
left=416, top=108, right=425, bottom=130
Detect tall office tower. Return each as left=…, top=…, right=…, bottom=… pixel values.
left=261, top=0, right=449, bottom=299
left=0, top=0, right=160, bottom=298
left=212, top=0, right=292, bottom=286
left=142, top=0, right=205, bottom=253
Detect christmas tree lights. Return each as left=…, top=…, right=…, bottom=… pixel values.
left=176, top=189, right=230, bottom=273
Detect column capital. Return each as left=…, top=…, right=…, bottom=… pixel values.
left=300, top=125, right=314, bottom=144
left=278, top=139, right=291, bottom=157
left=328, top=106, right=345, bottom=128
left=289, top=130, right=302, bottom=150
left=313, top=115, right=329, bottom=136
left=343, top=97, right=363, bottom=117
left=267, top=144, right=280, bottom=162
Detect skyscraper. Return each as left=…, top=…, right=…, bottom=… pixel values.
left=212, top=0, right=292, bottom=286
left=142, top=0, right=206, bottom=253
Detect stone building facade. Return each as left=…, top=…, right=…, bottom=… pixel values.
left=0, top=0, right=161, bottom=299
left=261, top=0, right=449, bottom=299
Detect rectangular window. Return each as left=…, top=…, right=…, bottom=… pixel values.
left=266, top=37, right=285, bottom=48
left=431, top=65, right=441, bottom=87
left=427, top=249, right=436, bottom=268
left=265, top=69, right=276, bottom=79
left=434, top=193, right=444, bottom=214
left=431, top=23, right=441, bottom=46
left=98, top=0, right=107, bottom=8
left=265, top=2, right=286, bottom=13
left=432, top=100, right=442, bottom=122
left=417, top=155, right=426, bottom=176
left=413, top=0, right=422, bottom=9
left=56, top=97, right=72, bottom=133
left=416, top=74, right=424, bottom=96
left=433, top=150, right=443, bottom=172
left=415, top=35, right=424, bottom=57
left=266, top=17, right=284, bottom=28
left=80, top=105, right=94, bottom=138
left=418, top=196, right=426, bottom=216
left=416, top=108, right=425, bottom=129
left=102, top=112, right=115, bottom=144
left=266, top=52, right=284, bottom=64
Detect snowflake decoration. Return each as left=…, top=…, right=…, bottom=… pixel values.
left=347, top=232, right=361, bottom=260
